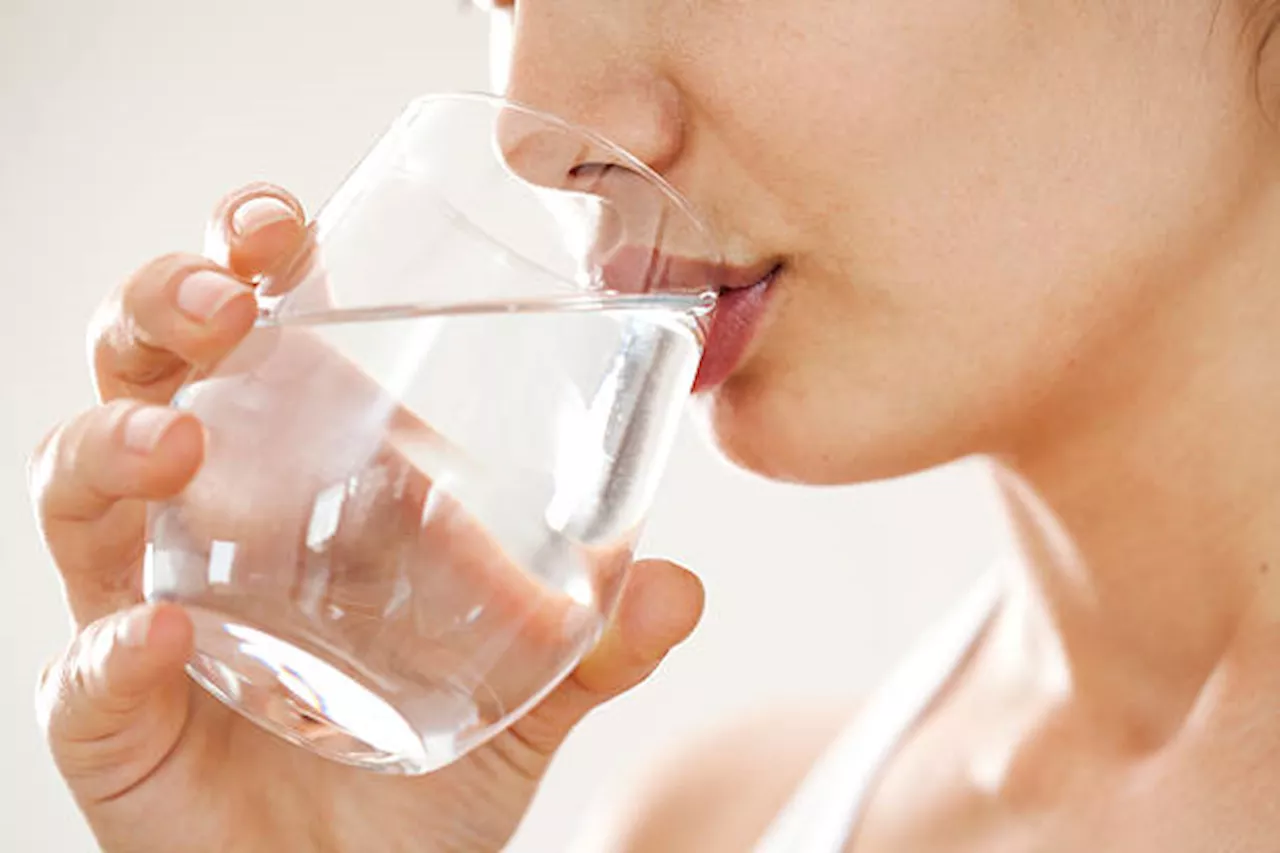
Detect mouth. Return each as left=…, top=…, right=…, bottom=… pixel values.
left=593, top=247, right=782, bottom=393
left=692, top=261, right=783, bottom=393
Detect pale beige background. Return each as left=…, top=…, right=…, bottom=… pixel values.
left=0, top=2, right=1004, bottom=849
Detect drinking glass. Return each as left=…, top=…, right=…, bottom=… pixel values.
left=144, top=93, right=720, bottom=774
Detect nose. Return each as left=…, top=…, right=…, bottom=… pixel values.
left=496, top=1, right=686, bottom=182
left=487, top=2, right=720, bottom=295
left=492, top=101, right=698, bottom=296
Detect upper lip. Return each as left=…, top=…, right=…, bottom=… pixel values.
left=710, top=258, right=782, bottom=291
left=598, top=246, right=782, bottom=294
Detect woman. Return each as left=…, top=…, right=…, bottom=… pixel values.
left=30, top=1, right=1280, bottom=849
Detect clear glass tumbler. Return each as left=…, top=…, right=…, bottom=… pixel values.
left=143, top=93, right=720, bottom=774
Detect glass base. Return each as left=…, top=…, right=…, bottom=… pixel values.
left=184, top=606, right=460, bottom=775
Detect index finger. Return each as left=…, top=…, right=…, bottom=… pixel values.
left=90, top=186, right=312, bottom=405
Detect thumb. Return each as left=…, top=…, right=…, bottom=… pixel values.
left=37, top=602, right=194, bottom=804
left=507, top=559, right=705, bottom=758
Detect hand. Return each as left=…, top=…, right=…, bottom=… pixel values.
left=29, top=184, right=704, bottom=852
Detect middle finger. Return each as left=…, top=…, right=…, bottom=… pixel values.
left=31, top=400, right=204, bottom=628
left=90, top=253, right=257, bottom=405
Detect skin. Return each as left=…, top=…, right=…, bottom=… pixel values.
left=499, top=0, right=1280, bottom=849
left=29, top=0, right=1280, bottom=850
left=30, top=186, right=703, bottom=852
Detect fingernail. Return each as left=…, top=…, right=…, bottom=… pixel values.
left=118, top=607, right=156, bottom=648
left=176, top=269, right=245, bottom=322
left=122, top=407, right=180, bottom=454
left=231, top=195, right=296, bottom=238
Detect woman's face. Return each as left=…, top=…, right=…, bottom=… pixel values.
left=488, top=1, right=1278, bottom=484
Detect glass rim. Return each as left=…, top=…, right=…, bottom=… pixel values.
left=406, top=90, right=725, bottom=270
left=263, top=90, right=726, bottom=324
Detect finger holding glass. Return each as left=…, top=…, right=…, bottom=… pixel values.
left=143, top=94, right=723, bottom=774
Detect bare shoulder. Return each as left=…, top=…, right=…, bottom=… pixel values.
left=588, top=700, right=860, bottom=853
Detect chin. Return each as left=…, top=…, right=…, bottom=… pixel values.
left=691, top=367, right=974, bottom=487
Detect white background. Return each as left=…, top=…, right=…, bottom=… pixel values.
left=0, top=2, right=1005, bottom=849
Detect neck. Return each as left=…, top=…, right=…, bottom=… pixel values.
left=989, top=180, right=1280, bottom=747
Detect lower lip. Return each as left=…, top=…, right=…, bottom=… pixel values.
left=691, top=266, right=780, bottom=393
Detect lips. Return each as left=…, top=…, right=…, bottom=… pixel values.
left=595, top=247, right=780, bottom=392
left=692, top=263, right=780, bottom=393
left=596, top=246, right=768, bottom=292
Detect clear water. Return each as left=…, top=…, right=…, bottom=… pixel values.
left=145, top=293, right=705, bottom=773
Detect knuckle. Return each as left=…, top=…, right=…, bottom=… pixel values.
left=34, top=653, right=69, bottom=735
left=31, top=403, right=135, bottom=524
left=125, top=251, right=192, bottom=298
left=64, top=632, right=95, bottom=694
left=27, top=419, right=67, bottom=503
left=116, top=252, right=198, bottom=326
left=33, top=625, right=96, bottom=736
left=91, top=253, right=211, bottom=396
left=61, top=619, right=111, bottom=699
left=35, top=628, right=108, bottom=753
left=88, top=252, right=190, bottom=348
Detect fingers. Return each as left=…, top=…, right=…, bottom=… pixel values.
left=31, top=401, right=204, bottom=627
left=90, top=255, right=257, bottom=403
left=504, top=559, right=704, bottom=759
left=204, top=183, right=309, bottom=282
left=91, top=185, right=308, bottom=405
left=37, top=602, right=194, bottom=805
left=570, top=559, right=705, bottom=696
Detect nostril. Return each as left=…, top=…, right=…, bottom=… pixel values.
left=568, top=162, right=617, bottom=180
left=495, top=107, right=561, bottom=183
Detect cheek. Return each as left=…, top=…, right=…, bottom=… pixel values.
left=680, top=4, right=1267, bottom=483
left=690, top=283, right=1041, bottom=485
